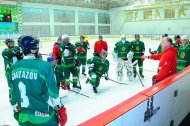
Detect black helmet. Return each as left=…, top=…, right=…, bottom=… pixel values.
left=18, top=35, right=39, bottom=54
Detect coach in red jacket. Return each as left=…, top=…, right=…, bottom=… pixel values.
left=142, top=37, right=178, bottom=85
left=94, top=35, right=108, bottom=56
left=52, top=36, right=63, bottom=65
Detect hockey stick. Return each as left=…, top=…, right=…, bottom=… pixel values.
left=70, top=89, right=91, bottom=98
left=107, top=78, right=128, bottom=85
left=136, top=72, right=145, bottom=87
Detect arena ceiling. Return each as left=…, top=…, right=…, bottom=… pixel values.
left=4, top=0, right=145, bottom=10
left=4, top=0, right=190, bottom=10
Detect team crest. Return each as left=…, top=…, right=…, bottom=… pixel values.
left=136, top=46, right=140, bottom=51
left=99, top=66, right=103, bottom=71
left=122, top=46, right=126, bottom=51
left=180, top=52, right=185, bottom=59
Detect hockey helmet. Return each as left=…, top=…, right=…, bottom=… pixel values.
left=100, top=50, right=108, bottom=56
left=18, top=35, right=39, bottom=54
left=162, top=34, right=168, bottom=38
left=5, top=38, right=14, bottom=45
left=174, top=35, right=180, bottom=41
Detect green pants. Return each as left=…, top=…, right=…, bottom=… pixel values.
left=18, top=116, right=58, bottom=126
left=132, top=58, right=143, bottom=75
left=77, top=58, right=87, bottom=74
left=63, top=66, right=78, bottom=87
left=177, top=65, right=186, bottom=72
left=89, top=71, right=101, bottom=87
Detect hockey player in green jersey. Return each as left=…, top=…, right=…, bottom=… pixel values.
left=113, top=34, right=132, bottom=61
left=60, top=35, right=80, bottom=91
left=2, top=38, right=23, bottom=72
left=47, top=56, right=66, bottom=91
left=177, top=35, right=190, bottom=72
left=6, top=35, right=67, bottom=126
left=75, top=35, right=90, bottom=76
left=86, top=50, right=109, bottom=93
left=131, top=34, right=145, bottom=78
left=173, top=35, right=182, bottom=50
left=113, top=34, right=132, bottom=81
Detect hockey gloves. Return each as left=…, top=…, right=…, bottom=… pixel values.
left=76, top=46, right=86, bottom=53
left=55, top=105, right=67, bottom=126
left=104, top=73, right=109, bottom=80
left=60, top=82, right=67, bottom=90
left=152, top=75, right=159, bottom=85
left=88, top=63, right=94, bottom=72
left=141, top=56, right=145, bottom=62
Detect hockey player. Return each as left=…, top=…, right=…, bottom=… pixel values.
left=60, top=35, right=80, bottom=90
left=47, top=56, right=66, bottom=91
left=86, top=50, right=109, bottom=93
left=142, top=37, right=178, bottom=85
left=94, top=35, right=108, bottom=56
left=177, top=35, right=190, bottom=72
left=6, top=35, right=67, bottom=126
left=52, top=36, right=63, bottom=65
left=173, top=35, right=182, bottom=49
left=113, top=34, right=132, bottom=61
left=131, top=34, right=145, bottom=78
left=75, top=35, right=90, bottom=75
left=2, top=38, right=23, bottom=72
left=113, top=34, right=132, bottom=80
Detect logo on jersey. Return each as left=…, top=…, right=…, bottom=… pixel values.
left=180, top=52, right=185, bottom=59
left=136, top=46, right=140, bottom=51
left=99, top=66, right=103, bottom=71
left=122, top=46, right=126, bottom=51
left=35, top=111, right=49, bottom=117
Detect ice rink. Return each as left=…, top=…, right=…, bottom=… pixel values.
left=0, top=38, right=160, bottom=126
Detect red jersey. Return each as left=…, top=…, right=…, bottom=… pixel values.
left=150, top=46, right=178, bottom=81
left=94, top=40, right=108, bottom=55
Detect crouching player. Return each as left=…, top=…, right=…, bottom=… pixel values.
left=86, top=50, right=109, bottom=93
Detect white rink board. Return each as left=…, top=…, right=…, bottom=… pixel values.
left=107, top=72, right=190, bottom=126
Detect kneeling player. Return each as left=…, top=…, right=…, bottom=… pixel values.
left=86, top=50, right=109, bottom=93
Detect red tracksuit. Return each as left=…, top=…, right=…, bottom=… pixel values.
left=150, top=46, right=178, bottom=81
left=94, top=41, right=108, bottom=55
left=53, top=44, right=62, bottom=64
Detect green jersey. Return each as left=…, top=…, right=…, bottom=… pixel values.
left=177, top=44, right=190, bottom=71
left=131, top=40, right=145, bottom=58
left=2, top=46, right=23, bottom=71
left=54, top=65, right=65, bottom=87
left=7, top=56, right=59, bottom=124
left=157, top=44, right=163, bottom=53
left=75, top=41, right=88, bottom=59
left=87, top=56, right=109, bottom=77
left=114, top=40, right=131, bottom=59
left=60, top=43, right=76, bottom=68
left=173, top=43, right=182, bottom=50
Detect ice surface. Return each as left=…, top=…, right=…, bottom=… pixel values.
left=0, top=38, right=160, bottom=126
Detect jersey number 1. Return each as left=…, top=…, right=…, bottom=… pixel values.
left=19, top=82, right=29, bottom=108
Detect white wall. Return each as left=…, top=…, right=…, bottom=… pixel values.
left=110, top=4, right=190, bottom=35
